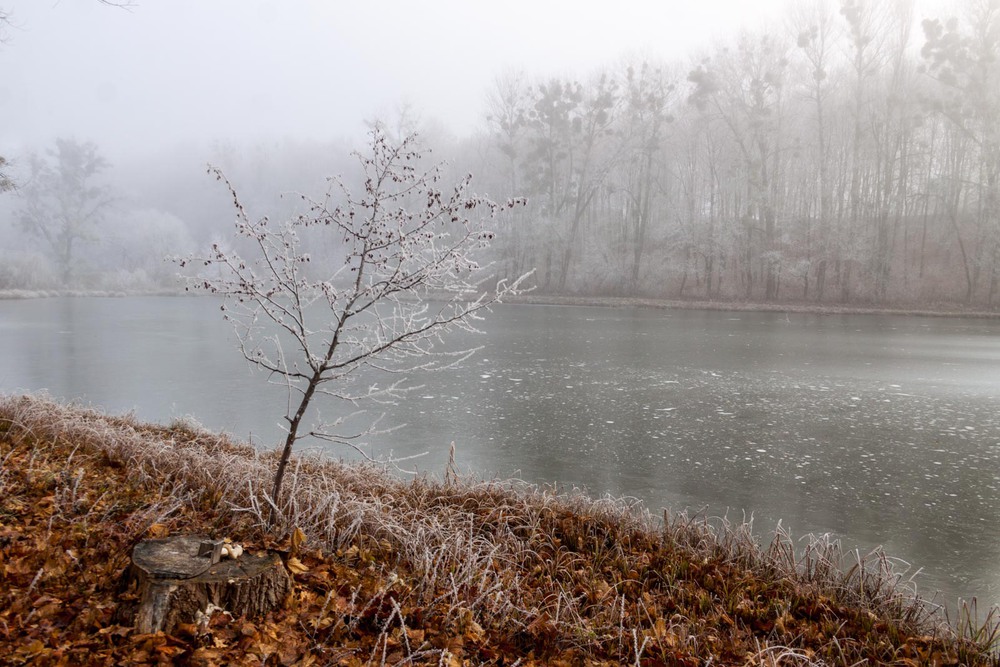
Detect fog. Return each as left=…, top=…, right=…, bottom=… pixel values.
left=0, top=0, right=787, bottom=157
left=1, top=0, right=994, bottom=307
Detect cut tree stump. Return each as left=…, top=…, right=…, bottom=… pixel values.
left=116, top=535, right=292, bottom=634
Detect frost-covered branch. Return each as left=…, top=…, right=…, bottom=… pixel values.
left=178, top=129, right=531, bottom=515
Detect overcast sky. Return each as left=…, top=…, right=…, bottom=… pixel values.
left=1, top=1, right=798, bottom=160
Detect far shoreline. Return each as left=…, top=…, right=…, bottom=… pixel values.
left=3, top=287, right=1000, bottom=320
left=507, top=292, right=1000, bottom=320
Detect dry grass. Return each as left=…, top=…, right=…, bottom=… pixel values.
left=1, top=392, right=997, bottom=665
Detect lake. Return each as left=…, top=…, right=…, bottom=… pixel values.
left=2, top=296, right=999, bottom=611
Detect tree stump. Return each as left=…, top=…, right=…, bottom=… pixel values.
left=117, top=535, right=291, bottom=634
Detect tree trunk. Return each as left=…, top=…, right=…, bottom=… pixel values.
left=116, top=535, right=291, bottom=634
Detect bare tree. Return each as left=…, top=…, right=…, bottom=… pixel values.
left=180, top=130, right=530, bottom=514
left=689, top=32, right=791, bottom=301
left=522, top=74, right=620, bottom=292
left=0, top=155, right=13, bottom=193
left=922, top=0, right=1000, bottom=304
left=617, top=61, right=676, bottom=294
left=1, top=10, right=14, bottom=182
left=484, top=70, right=534, bottom=280
left=792, top=0, right=839, bottom=300
left=18, top=138, right=113, bottom=285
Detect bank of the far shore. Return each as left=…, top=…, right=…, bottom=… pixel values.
left=4, top=286, right=999, bottom=320
left=0, top=287, right=184, bottom=300
left=1, top=393, right=997, bottom=666
left=507, top=292, right=1000, bottom=320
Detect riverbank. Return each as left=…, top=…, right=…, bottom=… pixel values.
left=508, top=293, right=1000, bottom=320
left=0, top=288, right=182, bottom=300
left=5, top=287, right=998, bottom=321
left=1, top=394, right=996, bottom=665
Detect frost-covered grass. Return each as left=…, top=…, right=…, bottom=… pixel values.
left=1, top=393, right=997, bottom=665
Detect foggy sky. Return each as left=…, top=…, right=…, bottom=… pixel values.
left=0, top=0, right=791, bottom=161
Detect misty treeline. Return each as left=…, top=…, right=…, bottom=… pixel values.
left=3, top=0, right=1000, bottom=307
left=474, top=0, right=1000, bottom=306
left=0, top=138, right=357, bottom=294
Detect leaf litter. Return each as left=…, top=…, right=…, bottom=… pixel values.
left=0, top=394, right=996, bottom=666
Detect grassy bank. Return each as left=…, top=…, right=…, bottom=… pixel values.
left=0, top=394, right=996, bottom=666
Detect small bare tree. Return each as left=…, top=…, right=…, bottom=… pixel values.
left=180, top=130, right=530, bottom=514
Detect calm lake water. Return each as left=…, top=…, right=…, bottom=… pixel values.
left=2, top=296, right=1000, bottom=611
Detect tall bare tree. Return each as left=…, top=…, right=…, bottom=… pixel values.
left=484, top=70, right=534, bottom=281
left=523, top=74, right=620, bottom=291
left=922, top=0, right=1000, bottom=304
left=618, top=62, right=676, bottom=294
left=18, top=139, right=113, bottom=285
left=689, top=32, right=791, bottom=300
left=793, top=0, right=840, bottom=300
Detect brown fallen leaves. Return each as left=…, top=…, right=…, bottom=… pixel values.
left=0, top=397, right=995, bottom=666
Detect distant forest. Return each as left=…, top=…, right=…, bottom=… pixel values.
left=4, top=0, right=1000, bottom=308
